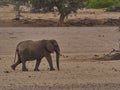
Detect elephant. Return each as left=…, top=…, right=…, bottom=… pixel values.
left=11, top=39, right=60, bottom=71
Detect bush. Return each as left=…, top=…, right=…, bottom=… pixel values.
left=0, top=0, right=10, bottom=6
left=86, top=0, right=120, bottom=9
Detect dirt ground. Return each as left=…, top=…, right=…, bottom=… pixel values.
left=0, top=27, right=120, bottom=90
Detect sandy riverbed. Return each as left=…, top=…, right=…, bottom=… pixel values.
left=0, top=27, right=120, bottom=90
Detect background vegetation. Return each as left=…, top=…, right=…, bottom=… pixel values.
left=0, top=0, right=120, bottom=26
left=86, top=0, right=120, bottom=9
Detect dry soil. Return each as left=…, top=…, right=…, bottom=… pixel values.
left=0, top=27, right=120, bottom=90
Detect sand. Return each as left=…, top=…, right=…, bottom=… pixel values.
left=0, top=27, right=120, bottom=90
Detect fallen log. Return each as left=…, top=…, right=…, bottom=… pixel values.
left=94, top=49, right=120, bottom=60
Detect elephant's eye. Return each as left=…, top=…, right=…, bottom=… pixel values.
left=54, top=43, right=58, bottom=46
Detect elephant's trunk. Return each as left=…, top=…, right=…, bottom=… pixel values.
left=56, top=50, right=60, bottom=71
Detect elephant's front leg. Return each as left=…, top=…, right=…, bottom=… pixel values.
left=22, top=60, right=28, bottom=71
left=34, top=59, right=41, bottom=71
left=45, top=54, right=55, bottom=71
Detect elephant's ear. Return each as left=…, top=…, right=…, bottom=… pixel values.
left=46, top=41, right=54, bottom=53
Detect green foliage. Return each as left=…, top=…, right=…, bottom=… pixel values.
left=29, top=0, right=55, bottom=12
left=29, top=0, right=85, bottom=13
left=0, top=0, right=10, bottom=5
left=86, top=0, right=120, bottom=9
left=11, top=0, right=28, bottom=4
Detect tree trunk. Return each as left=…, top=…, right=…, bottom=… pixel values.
left=15, top=1, right=21, bottom=20
left=16, top=10, right=21, bottom=20
left=58, top=14, right=65, bottom=26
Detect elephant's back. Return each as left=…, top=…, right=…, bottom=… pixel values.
left=17, top=40, right=34, bottom=49
left=17, top=40, right=44, bottom=54
left=17, top=40, right=42, bottom=60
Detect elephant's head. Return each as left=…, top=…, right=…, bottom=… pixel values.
left=46, top=40, right=60, bottom=70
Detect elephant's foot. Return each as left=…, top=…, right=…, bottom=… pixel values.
left=11, top=65, right=16, bottom=70
left=34, top=68, right=40, bottom=71
left=22, top=68, right=28, bottom=71
left=50, top=68, right=55, bottom=71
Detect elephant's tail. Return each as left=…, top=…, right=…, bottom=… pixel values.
left=14, top=49, right=18, bottom=63
left=14, top=50, right=17, bottom=63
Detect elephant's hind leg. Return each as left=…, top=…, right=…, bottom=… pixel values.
left=11, top=60, right=21, bottom=70
left=22, top=60, right=28, bottom=71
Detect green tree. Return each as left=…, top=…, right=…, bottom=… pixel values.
left=29, top=0, right=85, bottom=25
left=54, top=0, right=84, bottom=25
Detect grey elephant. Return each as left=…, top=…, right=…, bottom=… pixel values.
left=11, top=39, right=60, bottom=71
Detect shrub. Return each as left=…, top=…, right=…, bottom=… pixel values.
left=86, top=0, right=120, bottom=9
